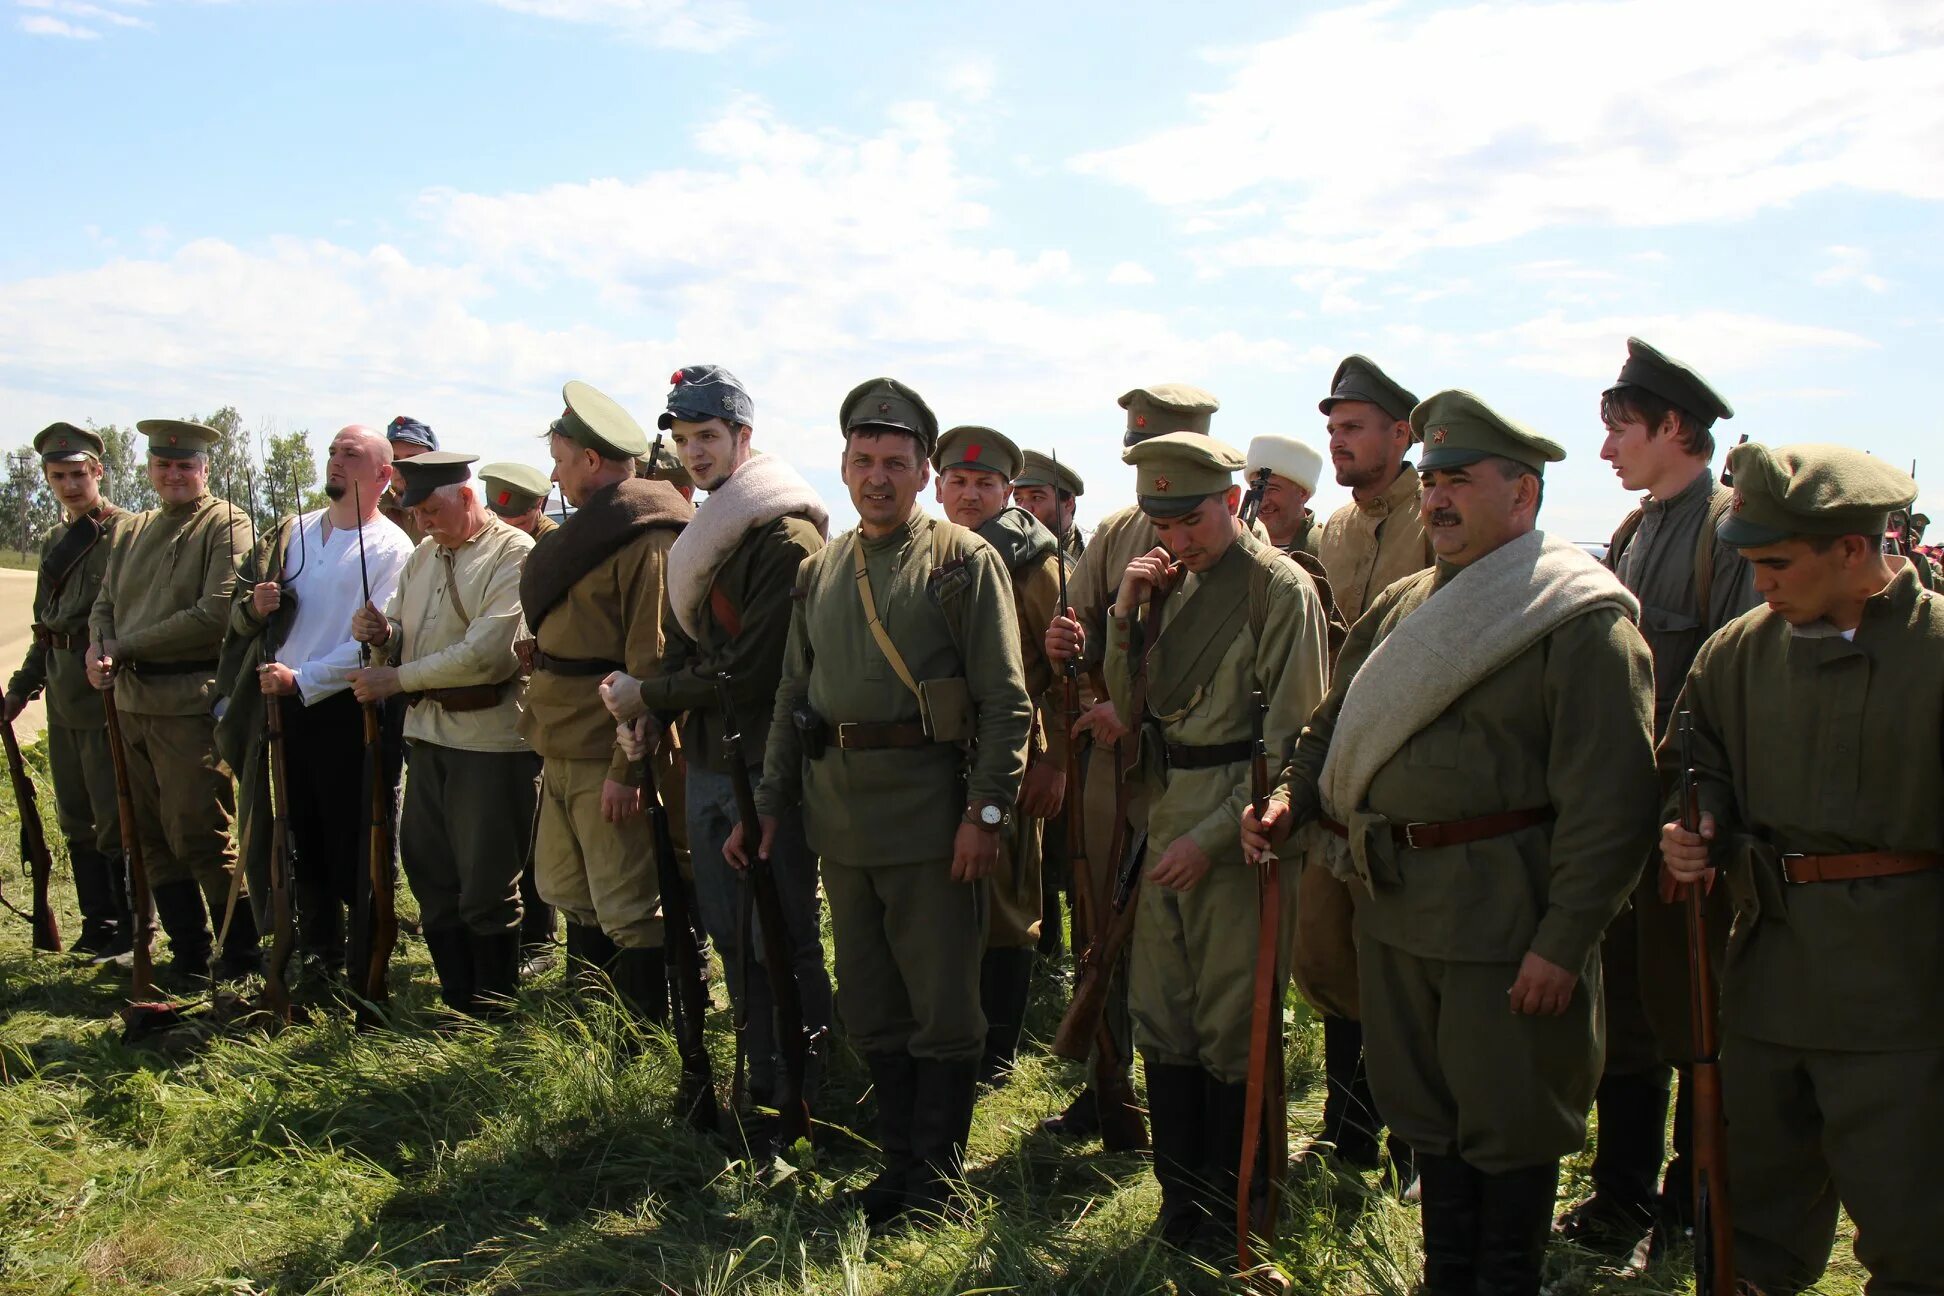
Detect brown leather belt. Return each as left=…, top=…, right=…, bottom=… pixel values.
left=32, top=625, right=84, bottom=650
left=125, top=658, right=220, bottom=676
left=1782, top=850, right=1944, bottom=884
left=1164, top=739, right=1253, bottom=771
left=835, top=720, right=934, bottom=750
left=410, top=682, right=512, bottom=713
left=1320, top=806, right=1553, bottom=851
left=531, top=650, right=624, bottom=678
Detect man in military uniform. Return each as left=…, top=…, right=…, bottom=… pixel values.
left=1051, top=431, right=1328, bottom=1249
left=378, top=416, right=437, bottom=546
left=637, top=442, right=694, bottom=498
left=1013, top=450, right=1086, bottom=561
left=1245, top=433, right=1325, bottom=559
left=728, top=377, right=1030, bottom=1225
left=88, top=419, right=259, bottom=981
left=931, top=424, right=1066, bottom=1084
left=1303, top=355, right=1430, bottom=1180
left=1039, top=383, right=1223, bottom=1150
left=1246, top=392, right=1658, bottom=1294
left=600, top=364, right=835, bottom=1115
left=5, top=424, right=129, bottom=958
left=348, top=453, right=538, bottom=1016
left=480, top=461, right=558, bottom=539
left=517, top=382, right=692, bottom=1023
left=1559, top=339, right=1757, bottom=1250
left=1661, top=444, right=1943, bottom=1296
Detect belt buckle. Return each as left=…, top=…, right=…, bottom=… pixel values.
left=834, top=723, right=857, bottom=750
left=1781, top=852, right=1807, bottom=884
left=1401, top=822, right=1429, bottom=850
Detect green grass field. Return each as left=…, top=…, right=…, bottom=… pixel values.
left=0, top=742, right=1861, bottom=1295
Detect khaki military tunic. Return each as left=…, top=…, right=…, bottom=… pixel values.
left=1318, top=462, right=1431, bottom=625
left=1282, top=563, right=1658, bottom=1171
left=986, top=516, right=1063, bottom=950
left=758, top=510, right=1030, bottom=1061
left=90, top=494, right=253, bottom=897
left=1671, top=562, right=1944, bottom=1292
left=378, top=491, right=426, bottom=548
left=1105, top=531, right=1327, bottom=1081
left=529, top=512, right=558, bottom=538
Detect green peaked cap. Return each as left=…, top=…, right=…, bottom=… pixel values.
left=1124, top=431, right=1246, bottom=517
left=1014, top=449, right=1084, bottom=496
left=137, top=418, right=224, bottom=461
left=933, top=425, right=1023, bottom=480
left=553, top=381, right=650, bottom=460
left=1412, top=390, right=1564, bottom=476
left=1718, top=442, right=1917, bottom=547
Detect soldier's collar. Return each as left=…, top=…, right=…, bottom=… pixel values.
left=1644, top=466, right=1715, bottom=514
left=1360, top=460, right=1420, bottom=517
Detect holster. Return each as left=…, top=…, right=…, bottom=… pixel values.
left=793, top=703, right=830, bottom=760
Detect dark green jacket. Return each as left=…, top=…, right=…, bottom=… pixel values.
left=7, top=503, right=121, bottom=728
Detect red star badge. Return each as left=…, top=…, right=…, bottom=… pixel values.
left=1153, top=474, right=1171, bottom=492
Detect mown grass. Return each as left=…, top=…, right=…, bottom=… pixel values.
left=0, top=740, right=1862, bottom=1294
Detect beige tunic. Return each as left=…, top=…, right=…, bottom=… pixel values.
left=1318, top=462, right=1432, bottom=625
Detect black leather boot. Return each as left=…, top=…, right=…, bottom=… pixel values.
left=151, top=880, right=213, bottom=981
left=906, top=1056, right=980, bottom=1217
left=609, top=945, right=669, bottom=1025
left=67, top=846, right=122, bottom=957
left=422, top=926, right=476, bottom=1015
left=563, top=920, right=619, bottom=988
left=1416, top=1153, right=1483, bottom=1296
left=1310, top=1014, right=1381, bottom=1169
left=212, top=894, right=263, bottom=982
left=1555, top=1069, right=1666, bottom=1251
left=1146, top=1059, right=1211, bottom=1248
left=470, top=929, right=522, bottom=1016
left=1203, top=1077, right=1252, bottom=1255
left=976, top=947, right=1037, bottom=1087
left=844, top=1052, right=918, bottom=1226
left=1477, top=1161, right=1560, bottom=1296
left=1039, top=1084, right=1101, bottom=1139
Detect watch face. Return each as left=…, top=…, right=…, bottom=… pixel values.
left=979, top=804, right=1003, bottom=826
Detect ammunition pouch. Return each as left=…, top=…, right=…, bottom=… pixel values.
left=916, top=676, right=974, bottom=743
left=793, top=704, right=830, bottom=761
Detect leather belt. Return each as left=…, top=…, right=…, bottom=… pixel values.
left=409, top=682, right=512, bottom=713
left=1164, top=739, right=1254, bottom=771
left=1320, top=806, right=1553, bottom=850
left=1782, top=850, right=1944, bottom=884
left=31, top=625, right=83, bottom=650
left=835, top=720, right=934, bottom=750
left=531, top=650, right=624, bottom=678
left=125, top=658, right=219, bottom=676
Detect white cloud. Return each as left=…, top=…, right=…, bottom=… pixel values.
left=943, top=56, right=996, bottom=103
left=1106, top=261, right=1154, bottom=285
left=1814, top=245, right=1889, bottom=292
left=1073, top=0, right=1944, bottom=272
left=471, top=0, right=756, bottom=51
left=1481, top=310, right=1876, bottom=379
left=17, top=0, right=150, bottom=37
left=19, top=13, right=98, bottom=35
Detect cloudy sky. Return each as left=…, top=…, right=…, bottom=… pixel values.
left=3, top=0, right=1939, bottom=537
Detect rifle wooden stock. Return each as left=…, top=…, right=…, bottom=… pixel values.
left=359, top=701, right=396, bottom=1005
left=1236, top=691, right=1285, bottom=1271
left=1679, top=710, right=1735, bottom=1296
left=1051, top=891, right=1137, bottom=1060
left=717, top=675, right=815, bottom=1148
left=261, top=698, right=294, bottom=1023
left=2, top=714, right=61, bottom=952
left=101, top=687, right=156, bottom=1000
left=640, top=741, right=721, bottom=1134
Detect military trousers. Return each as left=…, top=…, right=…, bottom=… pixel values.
left=987, top=807, right=1044, bottom=950
left=1724, top=1032, right=1944, bottom=1295
left=400, top=742, right=539, bottom=935
left=1360, top=935, right=1603, bottom=1175
left=533, top=755, right=662, bottom=949
left=113, top=709, right=239, bottom=903
left=47, top=720, right=121, bottom=859
left=823, top=855, right=986, bottom=1063
left=1292, top=860, right=1362, bottom=1019
left=1129, top=850, right=1296, bottom=1085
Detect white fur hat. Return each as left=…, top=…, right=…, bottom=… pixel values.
left=1244, top=434, right=1323, bottom=495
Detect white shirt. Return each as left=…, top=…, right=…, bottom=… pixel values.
left=273, top=508, right=414, bottom=703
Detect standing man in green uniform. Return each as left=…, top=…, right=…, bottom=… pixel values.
left=88, top=419, right=259, bottom=981
left=5, top=424, right=129, bottom=959
left=1051, top=431, right=1328, bottom=1247
left=349, top=452, right=538, bottom=1016
left=930, top=424, right=1065, bottom=1085
left=1247, top=392, right=1658, bottom=1294
left=480, top=461, right=558, bottom=539
left=1661, top=444, right=1943, bottom=1296
left=728, top=377, right=1030, bottom=1225
left=1558, top=338, right=1757, bottom=1250
left=1304, top=355, right=1429, bottom=1180
left=1013, top=450, right=1086, bottom=561
left=517, top=382, right=692, bottom=1023
left=1245, top=433, right=1325, bottom=560
left=1038, top=383, right=1221, bottom=1150
left=379, top=416, right=437, bottom=547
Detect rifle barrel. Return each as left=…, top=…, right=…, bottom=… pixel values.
left=102, top=687, right=157, bottom=999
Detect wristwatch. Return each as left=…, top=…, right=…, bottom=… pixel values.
left=965, top=799, right=1008, bottom=833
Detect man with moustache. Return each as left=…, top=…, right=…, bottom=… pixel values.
left=234, top=425, right=412, bottom=983
left=1245, top=392, right=1657, bottom=1295
left=931, top=425, right=1066, bottom=1084
left=1246, top=433, right=1325, bottom=561
left=727, top=378, right=1030, bottom=1225
left=1558, top=339, right=1756, bottom=1252
left=6, top=424, right=130, bottom=959
left=89, top=420, right=258, bottom=981
left=479, top=462, right=558, bottom=539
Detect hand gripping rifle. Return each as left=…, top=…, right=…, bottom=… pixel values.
left=101, top=684, right=158, bottom=999
left=1678, top=710, right=1735, bottom=1296
left=350, top=482, right=396, bottom=1010
left=716, top=673, right=818, bottom=1149
left=258, top=477, right=308, bottom=1024
left=1, top=714, right=61, bottom=952
left=1236, top=690, right=1286, bottom=1273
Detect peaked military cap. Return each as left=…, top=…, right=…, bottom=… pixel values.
left=1717, top=442, right=1917, bottom=548
left=1245, top=434, right=1324, bottom=495
left=1120, top=383, right=1219, bottom=447
left=1606, top=337, right=1733, bottom=428
left=137, top=418, right=224, bottom=461
left=1014, top=449, right=1084, bottom=497
left=659, top=364, right=755, bottom=431
left=478, top=461, right=552, bottom=516
left=637, top=437, right=692, bottom=490
left=386, top=415, right=439, bottom=452
left=1413, top=390, right=1565, bottom=476
left=933, top=425, right=1022, bottom=480
left=1124, top=431, right=1247, bottom=518
left=1319, top=355, right=1419, bottom=425
left=840, top=377, right=940, bottom=456
left=394, top=451, right=478, bottom=508
left=35, top=422, right=102, bottom=463
left=551, top=380, right=650, bottom=461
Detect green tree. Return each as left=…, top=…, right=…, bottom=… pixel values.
left=92, top=422, right=153, bottom=513
left=3, top=447, right=58, bottom=561
left=262, top=429, right=321, bottom=520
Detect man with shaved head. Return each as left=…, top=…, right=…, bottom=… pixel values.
left=233, top=424, right=413, bottom=986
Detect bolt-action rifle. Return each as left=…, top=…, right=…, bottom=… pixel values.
left=351, top=482, right=396, bottom=1010
left=639, top=728, right=723, bottom=1134
left=1678, top=710, right=1735, bottom=1296
left=1, top=714, right=61, bottom=952
left=1236, top=690, right=1286, bottom=1273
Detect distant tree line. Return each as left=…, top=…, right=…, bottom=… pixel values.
left=3, top=408, right=323, bottom=560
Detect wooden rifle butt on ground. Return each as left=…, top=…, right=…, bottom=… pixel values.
left=1050, top=894, right=1139, bottom=1061
left=2, top=715, right=62, bottom=952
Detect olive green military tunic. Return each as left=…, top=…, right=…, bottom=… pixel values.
left=757, top=510, right=1030, bottom=1061
left=1105, top=530, right=1327, bottom=1081
left=1670, top=561, right=1944, bottom=1293
left=529, top=512, right=558, bottom=538
left=1280, top=562, right=1658, bottom=1171
left=1287, top=508, right=1321, bottom=560
left=7, top=505, right=123, bottom=865
left=90, top=493, right=253, bottom=897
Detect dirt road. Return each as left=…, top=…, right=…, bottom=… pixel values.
left=0, top=569, right=48, bottom=741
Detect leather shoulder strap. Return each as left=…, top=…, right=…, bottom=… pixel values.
left=853, top=538, right=922, bottom=698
